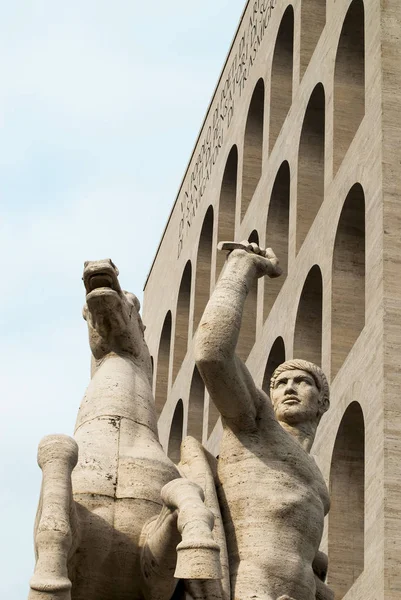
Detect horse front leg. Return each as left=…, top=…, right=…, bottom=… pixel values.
left=140, top=478, right=221, bottom=600
left=163, top=478, right=221, bottom=581
left=29, top=435, right=79, bottom=600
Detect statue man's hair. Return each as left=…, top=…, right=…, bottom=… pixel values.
left=270, top=359, right=330, bottom=417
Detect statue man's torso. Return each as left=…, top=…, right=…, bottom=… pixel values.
left=217, top=396, right=329, bottom=600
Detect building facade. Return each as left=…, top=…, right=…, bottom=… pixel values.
left=142, top=0, right=401, bottom=598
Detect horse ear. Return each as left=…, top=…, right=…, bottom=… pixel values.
left=109, top=259, right=119, bottom=276
left=137, top=314, right=146, bottom=335
left=132, top=295, right=141, bottom=312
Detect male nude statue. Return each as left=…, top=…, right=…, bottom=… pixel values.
left=194, top=241, right=332, bottom=600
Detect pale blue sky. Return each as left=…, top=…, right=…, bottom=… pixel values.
left=0, top=1, right=246, bottom=596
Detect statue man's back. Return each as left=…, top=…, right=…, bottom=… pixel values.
left=195, top=242, right=332, bottom=600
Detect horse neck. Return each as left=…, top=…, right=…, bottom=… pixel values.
left=74, top=352, right=158, bottom=436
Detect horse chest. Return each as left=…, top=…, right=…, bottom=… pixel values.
left=72, top=355, right=178, bottom=503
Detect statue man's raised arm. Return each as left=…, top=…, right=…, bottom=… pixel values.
left=194, top=241, right=281, bottom=425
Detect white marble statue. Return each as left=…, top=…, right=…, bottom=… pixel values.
left=29, top=259, right=221, bottom=600
left=194, top=241, right=334, bottom=600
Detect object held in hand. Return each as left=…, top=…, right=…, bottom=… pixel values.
left=217, top=241, right=282, bottom=278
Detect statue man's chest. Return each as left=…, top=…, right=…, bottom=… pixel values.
left=217, top=424, right=329, bottom=520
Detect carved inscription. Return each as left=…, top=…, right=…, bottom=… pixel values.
left=178, top=0, right=277, bottom=258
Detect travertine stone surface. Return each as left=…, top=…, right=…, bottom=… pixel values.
left=142, top=0, right=388, bottom=595
left=194, top=243, right=333, bottom=600
left=29, top=260, right=220, bottom=600
left=178, top=436, right=231, bottom=600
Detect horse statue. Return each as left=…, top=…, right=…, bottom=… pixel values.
left=28, top=259, right=222, bottom=600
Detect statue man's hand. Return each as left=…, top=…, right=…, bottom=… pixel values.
left=220, top=240, right=282, bottom=279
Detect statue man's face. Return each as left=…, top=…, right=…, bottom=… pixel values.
left=271, top=369, right=321, bottom=425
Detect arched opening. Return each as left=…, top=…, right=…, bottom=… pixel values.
left=262, top=337, right=286, bottom=395
left=237, top=230, right=259, bottom=361
left=331, top=184, right=365, bottom=379
left=294, top=265, right=323, bottom=366
left=187, top=366, right=205, bottom=442
left=173, top=261, right=192, bottom=381
left=193, top=207, right=214, bottom=332
left=264, top=162, right=290, bottom=320
left=241, top=79, right=265, bottom=220
left=269, top=6, right=294, bottom=152
left=216, top=146, right=238, bottom=278
left=167, top=400, right=184, bottom=464
left=155, top=311, right=172, bottom=417
left=333, top=0, right=365, bottom=174
left=300, top=0, right=326, bottom=77
left=297, top=83, right=325, bottom=252
left=329, top=402, right=365, bottom=597
left=208, top=394, right=220, bottom=438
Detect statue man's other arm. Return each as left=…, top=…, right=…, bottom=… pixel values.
left=194, top=243, right=281, bottom=424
